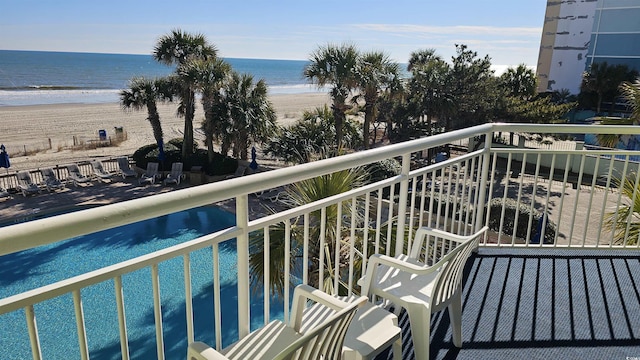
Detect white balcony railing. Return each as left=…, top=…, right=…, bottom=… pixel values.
left=1, top=123, right=640, bottom=359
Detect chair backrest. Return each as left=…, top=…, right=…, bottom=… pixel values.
left=91, top=160, right=104, bottom=172
left=17, top=171, right=32, bottom=185
left=117, top=157, right=131, bottom=170
left=67, top=164, right=82, bottom=176
left=414, top=227, right=487, bottom=311
left=276, top=292, right=366, bottom=360
left=146, top=162, right=158, bottom=175
left=41, top=168, right=55, bottom=179
left=170, top=162, right=183, bottom=175
left=234, top=165, right=247, bottom=176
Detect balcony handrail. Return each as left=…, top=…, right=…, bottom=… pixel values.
left=0, top=124, right=489, bottom=257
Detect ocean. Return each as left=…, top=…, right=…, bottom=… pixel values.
left=0, top=50, right=320, bottom=106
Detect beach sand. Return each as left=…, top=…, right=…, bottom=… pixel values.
left=0, top=92, right=330, bottom=172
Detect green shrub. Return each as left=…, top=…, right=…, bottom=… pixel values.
left=486, top=198, right=556, bottom=244
left=132, top=143, right=238, bottom=176
left=364, top=159, right=401, bottom=184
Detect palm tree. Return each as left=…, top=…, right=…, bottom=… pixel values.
left=153, top=29, right=218, bottom=159
left=304, top=43, right=359, bottom=149
left=596, top=79, right=640, bottom=148
left=353, top=51, right=400, bottom=149
left=407, top=49, right=452, bottom=138
left=500, top=64, right=537, bottom=99
left=119, top=77, right=174, bottom=146
left=226, top=72, right=277, bottom=160
left=249, top=167, right=369, bottom=297
left=605, top=171, right=640, bottom=245
left=179, top=57, right=231, bottom=162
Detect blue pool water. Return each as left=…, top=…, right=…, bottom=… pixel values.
left=0, top=206, right=286, bottom=360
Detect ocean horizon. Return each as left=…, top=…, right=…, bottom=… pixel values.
left=0, top=50, right=323, bottom=106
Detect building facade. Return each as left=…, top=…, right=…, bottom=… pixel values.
left=586, top=0, right=640, bottom=71
left=536, top=0, right=598, bottom=94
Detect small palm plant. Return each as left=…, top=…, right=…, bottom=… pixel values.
left=604, top=172, right=640, bottom=245
left=249, top=166, right=378, bottom=298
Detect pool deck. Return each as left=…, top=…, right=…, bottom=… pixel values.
left=0, top=173, right=285, bottom=227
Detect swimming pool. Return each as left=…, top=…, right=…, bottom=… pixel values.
left=0, top=205, right=286, bottom=360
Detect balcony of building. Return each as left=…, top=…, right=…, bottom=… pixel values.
left=0, top=123, right=639, bottom=359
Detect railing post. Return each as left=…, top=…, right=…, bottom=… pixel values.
left=474, top=130, right=493, bottom=233
left=236, top=194, right=250, bottom=338
left=395, top=153, right=411, bottom=256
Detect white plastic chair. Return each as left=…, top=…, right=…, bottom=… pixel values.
left=117, top=157, right=137, bottom=179
left=139, top=162, right=159, bottom=185
left=187, top=284, right=367, bottom=360
left=66, top=164, right=91, bottom=186
left=16, top=171, right=40, bottom=196
left=359, top=226, right=488, bottom=360
left=164, top=162, right=184, bottom=185
left=40, top=167, right=64, bottom=192
left=91, top=160, right=112, bottom=182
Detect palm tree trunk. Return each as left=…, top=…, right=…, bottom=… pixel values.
left=363, top=102, right=374, bottom=149
left=146, top=102, right=163, bottom=145
left=182, top=90, right=196, bottom=159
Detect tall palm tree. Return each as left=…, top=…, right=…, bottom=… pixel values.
left=407, top=49, right=452, bottom=137
left=305, top=43, right=359, bottom=149
left=119, top=77, right=174, bottom=146
left=153, top=29, right=218, bottom=159
left=353, top=51, right=400, bottom=149
left=500, top=64, right=537, bottom=99
left=179, top=57, right=231, bottom=162
left=228, top=72, right=277, bottom=160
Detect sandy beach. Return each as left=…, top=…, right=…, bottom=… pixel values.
left=0, top=92, right=330, bottom=172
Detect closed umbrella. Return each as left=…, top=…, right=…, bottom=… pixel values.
left=249, top=146, right=258, bottom=171
left=0, top=144, right=10, bottom=173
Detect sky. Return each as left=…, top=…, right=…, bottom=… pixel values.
left=0, top=0, right=546, bottom=70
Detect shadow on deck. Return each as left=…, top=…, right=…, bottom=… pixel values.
left=377, top=248, right=640, bottom=359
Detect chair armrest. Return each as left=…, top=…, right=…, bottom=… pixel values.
left=410, top=226, right=488, bottom=258
left=359, top=253, right=439, bottom=298
left=187, top=342, right=229, bottom=360
left=289, top=284, right=366, bottom=331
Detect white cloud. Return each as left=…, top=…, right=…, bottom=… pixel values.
left=353, top=24, right=541, bottom=37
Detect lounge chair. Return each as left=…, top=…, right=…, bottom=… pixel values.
left=187, top=284, right=367, bottom=360
left=40, top=167, right=64, bottom=192
left=0, top=187, right=11, bottom=199
left=163, top=162, right=184, bottom=185
left=139, top=162, right=159, bottom=185
left=16, top=171, right=40, bottom=197
left=91, top=160, right=112, bottom=182
left=117, top=157, right=137, bottom=179
left=225, top=165, right=247, bottom=179
left=359, top=226, right=488, bottom=360
left=66, top=164, right=91, bottom=186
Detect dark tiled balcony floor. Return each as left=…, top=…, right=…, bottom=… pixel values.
left=378, top=248, right=640, bottom=359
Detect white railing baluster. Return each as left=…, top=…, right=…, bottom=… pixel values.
left=235, top=194, right=250, bottom=339
left=569, top=154, right=586, bottom=245
left=183, top=254, right=194, bottom=344
left=284, top=219, right=291, bottom=322
left=319, top=208, right=326, bottom=290
left=583, top=155, right=601, bottom=247
left=525, top=153, right=542, bottom=245
left=512, top=153, right=528, bottom=244
left=385, top=186, right=394, bottom=256
left=334, top=203, right=342, bottom=292
left=497, top=152, right=513, bottom=246
left=114, top=276, right=130, bottom=360
left=598, top=155, right=617, bottom=247
left=539, top=154, right=557, bottom=246
left=263, top=226, right=270, bottom=324
left=25, top=305, right=42, bottom=360
left=362, top=192, right=370, bottom=272
left=375, top=189, right=382, bottom=254
left=348, top=198, right=357, bottom=295
left=608, top=155, right=628, bottom=247
left=395, top=153, right=411, bottom=256
left=72, top=289, right=89, bottom=360
left=554, top=154, right=572, bottom=246
left=303, top=213, right=310, bottom=286
left=213, top=243, right=222, bottom=350
left=623, top=163, right=640, bottom=248
left=151, top=264, right=165, bottom=360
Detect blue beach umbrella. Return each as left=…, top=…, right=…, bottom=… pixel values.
left=157, top=139, right=165, bottom=162
left=0, top=144, right=10, bottom=173
left=249, top=146, right=258, bottom=171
